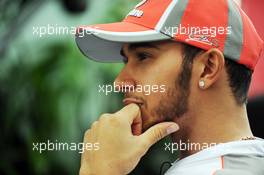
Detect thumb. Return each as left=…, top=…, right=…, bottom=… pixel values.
left=140, top=122, right=179, bottom=148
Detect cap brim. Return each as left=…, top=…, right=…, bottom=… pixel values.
left=75, top=21, right=171, bottom=62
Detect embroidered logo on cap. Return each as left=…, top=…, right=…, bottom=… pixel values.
left=126, top=0, right=148, bottom=18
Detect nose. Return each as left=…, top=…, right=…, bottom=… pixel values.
left=114, top=67, right=136, bottom=93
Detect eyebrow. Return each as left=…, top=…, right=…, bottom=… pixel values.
left=120, top=42, right=160, bottom=58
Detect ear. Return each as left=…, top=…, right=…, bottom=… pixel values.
left=196, top=48, right=225, bottom=89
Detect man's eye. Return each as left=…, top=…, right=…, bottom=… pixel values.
left=136, top=52, right=152, bottom=61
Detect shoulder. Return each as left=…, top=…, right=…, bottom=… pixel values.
left=214, top=170, right=253, bottom=175
left=214, top=154, right=264, bottom=175
left=166, top=154, right=264, bottom=175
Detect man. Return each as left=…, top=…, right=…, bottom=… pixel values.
left=75, top=0, right=264, bottom=174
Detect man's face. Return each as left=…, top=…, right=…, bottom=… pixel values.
left=114, top=40, right=193, bottom=132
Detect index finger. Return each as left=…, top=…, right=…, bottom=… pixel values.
left=115, top=103, right=141, bottom=124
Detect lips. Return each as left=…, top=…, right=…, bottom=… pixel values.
left=123, top=97, right=144, bottom=106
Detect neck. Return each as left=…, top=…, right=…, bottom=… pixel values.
left=171, top=97, right=253, bottom=159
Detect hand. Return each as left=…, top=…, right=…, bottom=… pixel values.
left=79, top=104, right=179, bottom=175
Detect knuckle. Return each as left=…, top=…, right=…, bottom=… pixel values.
left=91, top=121, right=98, bottom=128
left=79, top=167, right=86, bottom=175
left=79, top=166, right=91, bottom=175
left=109, top=116, right=122, bottom=126
left=99, top=113, right=111, bottom=121
left=84, top=129, right=91, bottom=137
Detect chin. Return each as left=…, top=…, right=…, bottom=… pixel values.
left=141, top=117, right=160, bottom=132
left=140, top=106, right=161, bottom=132
left=142, top=123, right=151, bottom=132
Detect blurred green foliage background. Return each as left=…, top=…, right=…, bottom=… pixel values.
left=0, top=0, right=177, bottom=175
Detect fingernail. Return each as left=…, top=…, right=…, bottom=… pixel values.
left=167, top=124, right=179, bottom=134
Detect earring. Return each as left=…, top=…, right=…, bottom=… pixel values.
left=199, top=80, right=205, bottom=89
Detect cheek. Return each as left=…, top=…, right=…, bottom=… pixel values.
left=135, top=55, right=181, bottom=85
left=135, top=50, right=183, bottom=126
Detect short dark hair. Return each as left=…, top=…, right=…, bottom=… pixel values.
left=181, top=44, right=253, bottom=105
